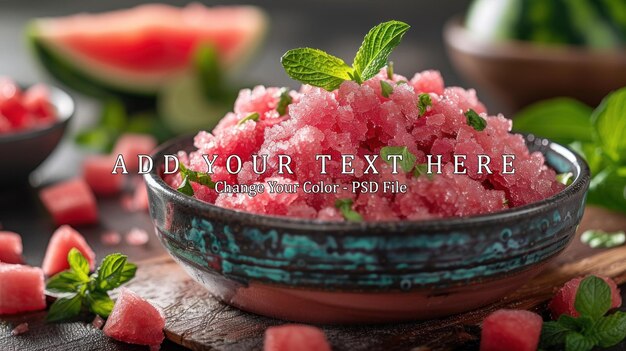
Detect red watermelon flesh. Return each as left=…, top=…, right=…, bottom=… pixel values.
left=103, top=288, right=165, bottom=347
left=83, top=154, right=124, bottom=196
left=0, top=231, right=23, bottom=264
left=30, top=4, right=267, bottom=93
left=112, top=133, right=157, bottom=173
left=264, top=325, right=332, bottom=351
left=39, top=178, right=98, bottom=226
left=42, top=225, right=95, bottom=276
left=0, top=263, right=46, bottom=315
left=480, top=309, right=542, bottom=351
left=549, top=275, right=622, bottom=319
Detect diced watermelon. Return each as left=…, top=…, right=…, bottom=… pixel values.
left=23, top=83, right=56, bottom=121
left=39, top=178, right=98, bottom=226
left=103, top=288, right=165, bottom=347
left=0, top=263, right=46, bottom=315
left=480, top=309, right=542, bottom=351
left=0, top=231, right=23, bottom=264
left=0, top=78, right=29, bottom=130
left=112, top=133, right=157, bottom=172
left=42, top=225, right=95, bottom=276
left=548, top=275, right=622, bottom=319
left=264, top=325, right=331, bottom=351
left=82, top=154, right=124, bottom=196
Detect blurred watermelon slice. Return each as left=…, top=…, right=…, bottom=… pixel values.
left=27, top=4, right=267, bottom=98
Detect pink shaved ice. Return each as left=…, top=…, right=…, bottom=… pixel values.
left=167, top=69, right=563, bottom=221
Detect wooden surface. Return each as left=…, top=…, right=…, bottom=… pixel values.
left=2, top=205, right=626, bottom=351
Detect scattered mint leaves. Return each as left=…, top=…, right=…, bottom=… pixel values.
left=335, top=198, right=363, bottom=222
left=581, top=229, right=626, bottom=249
left=380, top=81, right=394, bottom=98
left=276, top=88, right=292, bottom=116
left=237, top=112, right=260, bottom=126
left=281, top=48, right=353, bottom=91
left=413, top=163, right=433, bottom=180
left=281, top=21, right=410, bottom=90
left=45, top=249, right=137, bottom=322
left=465, top=109, right=487, bottom=131
left=176, top=163, right=215, bottom=197
left=540, top=275, right=626, bottom=351
left=556, top=172, right=574, bottom=186
left=380, top=146, right=416, bottom=173
left=417, top=93, right=432, bottom=116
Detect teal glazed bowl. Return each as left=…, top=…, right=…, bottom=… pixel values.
left=145, top=134, right=590, bottom=324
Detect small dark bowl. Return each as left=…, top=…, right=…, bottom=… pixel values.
left=0, top=85, right=74, bottom=184
left=145, top=135, right=590, bottom=324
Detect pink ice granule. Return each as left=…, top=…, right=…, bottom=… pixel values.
left=101, top=230, right=122, bottom=246
left=11, top=322, right=29, bottom=336
left=92, top=315, right=105, bottom=329
left=166, top=70, right=563, bottom=221
left=126, top=228, right=149, bottom=246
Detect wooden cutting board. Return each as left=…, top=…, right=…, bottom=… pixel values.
left=2, top=206, right=626, bottom=351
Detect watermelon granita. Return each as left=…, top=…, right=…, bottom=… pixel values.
left=165, top=68, right=563, bottom=221
left=480, top=309, right=542, bottom=351
left=548, top=275, right=622, bottom=319
left=0, top=263, right=46, bottom=315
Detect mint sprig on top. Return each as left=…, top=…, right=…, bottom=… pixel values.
left=281, top=21, right=410, bottom=91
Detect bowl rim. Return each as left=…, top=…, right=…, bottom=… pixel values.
left=444, top=15, right=626, bottom=61
left=0, top=84, right=75, bottom=143
left=145, top=133, right=591, bottom=232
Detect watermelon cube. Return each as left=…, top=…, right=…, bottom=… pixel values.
left=549, top=275, right=622, bottom=319
left=23, top=83, right=55, bottom=121
left=480, top=309, right=542, bottom=351
left=39, top=178, right=98, bottom=226
left=0, top=263, right=46, bottom=315
left=103, top=288, right=165, bottom=347
left=82, top=154, right=124, bottom=196
left=264, top=325, right=331, bottom=351
left=112, top=133, right=157, bottom=172
left=0, top=231, right=23, bottom=264
left=42, top=225, right=96, bottom=276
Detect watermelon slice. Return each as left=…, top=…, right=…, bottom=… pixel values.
left=39, top=178, right=99, bottom=226
left=0, top=263, right=46, bottom=315
left=27, top=4, right=267, bottom=98
left=103, top=288, right=165, bottom=347
left=42, top=225, right=96, bottom=276
left=264, top=325, right=332, bottom=351
left=548, top=275, right=622, bottom=319
left=112, top=133, right=157, bottom=173
left=480, top=309, right=542, bottom=351
left=0, top=231, right=23, bottom=264
left=82, top=154, right=124, bottom=196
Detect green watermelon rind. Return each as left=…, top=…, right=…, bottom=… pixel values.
left=25, top=8, right=268, bottom=100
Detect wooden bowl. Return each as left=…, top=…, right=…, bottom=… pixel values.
left=444, top=17, right=626, bottom=111
left=144, top=135, right=590, bottom=324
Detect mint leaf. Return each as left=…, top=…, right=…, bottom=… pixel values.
left=194, top=44, right=223, bottom=102
left=380, top=146, right=417, bottom=173
left=94, top=254, right=127, bottom=291
left=177, top=175, right=194, bottom=196
left=556, top=172, right=574, bottom=186
left=592, top=87, right=626, bottom=162
left=417, top=93, right=432, bottom=116
left=46, top=294, right=82, bottom=323
left=581, top=229, right=626, bottom=249
left=352, top=21, right=410, bottom=81
left=380, top=80, right=393, bottom=98
left=465, top=109, right=487, bottom=131
left=101, top=99, right=127, bottom=132
left=237, top=112, right=260, bottom=126
left=67, top=248, right=90, bottom=281
left=179, top=163, right=215, bottom=189
left=587, top=167, right=626, bottom=214
left=85, top=290, right=115, bottom=318
left=281, top=48, right=353, bottom=91
left=413, top=164, right=433, bottom=179
left=46, top=271, right=84, bottom=294
left=513, top=98, right=593, bottom=144
left=575, top=275, right=612, bottom=320
left=335, top=198, right=363, bottom=222
left=541, top=320, right=577, bottom=347
left=119, top=262, right=138, bottom=286
left=589, top=311, right=626, bottom=347
left=565, top=332, right=595, bottom=351
left=276, top=88, right=292, bottom=116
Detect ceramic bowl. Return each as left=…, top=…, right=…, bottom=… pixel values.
left=145, top=134, right=590, bottom=324
left=0, top=85, right=74, bottom=184
left=444, top=17, right=626, bottom=112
